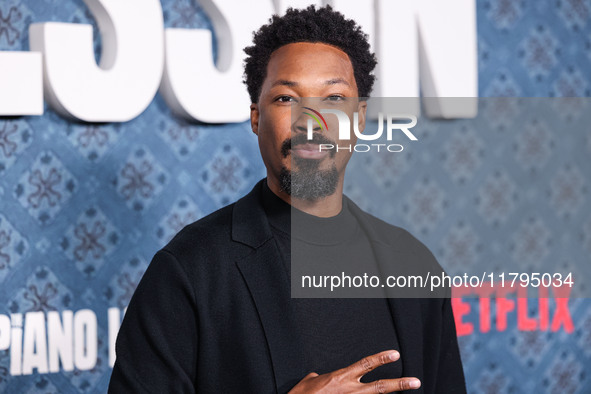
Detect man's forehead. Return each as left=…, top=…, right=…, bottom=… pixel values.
left=270, top=78, right=352, bottom=88
left=268, top=43, right=353, bottom=71
left=264, top=43, right=355, bottom=89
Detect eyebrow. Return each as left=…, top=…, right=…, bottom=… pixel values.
left=271, top=78, right=351, bottom=88
left=325, top=78, right=350, bottom=86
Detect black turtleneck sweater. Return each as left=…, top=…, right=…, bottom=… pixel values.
left=261, top=180, right=402, bottom=382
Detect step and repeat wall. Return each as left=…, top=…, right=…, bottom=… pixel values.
left=0, top=0, right=590, bottom=393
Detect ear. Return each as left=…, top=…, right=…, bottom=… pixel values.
left=250, top=103, right=259, bottom=136
left=356, top=100, right=367, bottom=134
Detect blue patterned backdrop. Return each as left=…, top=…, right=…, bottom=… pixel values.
left=0, top=0, right=590, bottom=393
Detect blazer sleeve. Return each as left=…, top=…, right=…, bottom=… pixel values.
left=435, top=296, right=467, bottom=393
left=108, top=249, right=198, bottom=393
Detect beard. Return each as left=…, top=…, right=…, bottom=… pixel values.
left=278, top=132, right=339, bottom=200
left=278, top=158, right=339, bottom=200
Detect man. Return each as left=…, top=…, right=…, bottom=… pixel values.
left=109, top=5, right=466, bottom=393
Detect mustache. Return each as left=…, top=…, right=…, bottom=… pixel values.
left=281, top=133, right=336, bottom=158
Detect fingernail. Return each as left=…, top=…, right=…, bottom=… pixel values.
left=389, top=351, right=400, bottom=361
left=409, top=379, right=421, bottom=389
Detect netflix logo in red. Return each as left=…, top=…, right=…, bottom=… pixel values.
left=451, top=283, right=574, bottom=336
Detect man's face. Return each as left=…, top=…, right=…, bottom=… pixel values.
left=250, top=42, right=366, bottom=200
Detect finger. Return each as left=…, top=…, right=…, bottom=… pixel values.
left=304, top=372, right=319, bottom=379
left=347, top=350, right=400, bottom=378
left=361, top=377, right=421, bottom=393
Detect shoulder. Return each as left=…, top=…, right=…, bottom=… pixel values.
left=346, top=196, right=434, bottom=256
left=156, top=179, right=267, bottom=268
left=164, top=203, right=235, bottom=257
left=346, top=196, right=447, bottom=288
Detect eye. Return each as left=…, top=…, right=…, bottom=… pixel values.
left=325, top=95, right=345, bottom=102
left=275, top=95, right=296, bottom=103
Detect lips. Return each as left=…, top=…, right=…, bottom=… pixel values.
left=291, top=143, right=329, bottom=159
left=281, top=133, right=336, bottom=159
left=294, top=143, right=321, bottom=151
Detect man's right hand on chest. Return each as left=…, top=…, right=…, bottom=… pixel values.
left=288, top=350, right=421, bottom=393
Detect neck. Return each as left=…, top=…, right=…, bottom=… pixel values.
left=266, top=175, right=344, bottom=218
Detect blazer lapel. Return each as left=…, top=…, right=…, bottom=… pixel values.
left=233, top=180, right=306, bottom=393
left=387, top=297, right=425, bottom=391
left=236, top=242, right=306, bottom=393
left=348, top=199, right=426, bottom=389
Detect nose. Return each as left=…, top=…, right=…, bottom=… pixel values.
left=292, top=111, right=322, bottom=135
left=294, top=122, right=321, bottom=134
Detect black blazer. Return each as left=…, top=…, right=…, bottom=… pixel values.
left=109, top=179, right=466, bottom=393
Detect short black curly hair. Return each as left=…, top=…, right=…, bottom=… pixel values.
left=243, top=5, right=377, bottom=103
